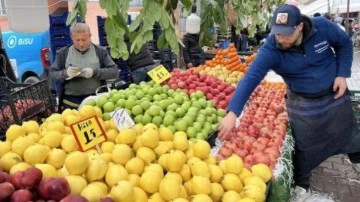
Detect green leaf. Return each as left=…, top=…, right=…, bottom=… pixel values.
left=78, top=0, right=87, bottom=20
left=156, top=33, right=167, bottom=49
left=128, top=16, right=142, bottom=32
left=169, top=0, right=179, bottom=10
left=160, top=11, right=169, bottom=29
left=180, top=0, right=192, bottom=10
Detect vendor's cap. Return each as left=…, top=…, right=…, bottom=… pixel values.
left=270, top=4, right=302, bottom=35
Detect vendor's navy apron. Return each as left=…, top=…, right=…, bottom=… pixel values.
left=286, top=89, right=360, bottom=188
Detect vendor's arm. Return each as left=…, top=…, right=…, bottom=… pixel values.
left=92, top=48, right=119, bottom=80
left=49, top=48, right=68, bottom=83
left=218, top=49, right=274, bottom=140
left=326, top=19, right=353, bottom=98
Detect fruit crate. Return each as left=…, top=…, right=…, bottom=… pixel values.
left=350, top=90, right=360, bottom=125
left=0, top=77, right=55, bottom=138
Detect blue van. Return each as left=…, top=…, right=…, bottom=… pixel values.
left=1, top=30, right=52, bottom=83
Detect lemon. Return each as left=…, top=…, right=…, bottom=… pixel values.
left=106, top=128, right=118, bottom=143
left=99, top=153, right=112, bottom=163
left=221, top=173, right=243, bottom=192
left=57, top=166, right=70, bottom=177
left=79, top=105, right=98, bottom=119
left=192, top=139, right=211, bottom=160
left=251, top=163, right=272, bottom=183
left=139, top=171, right=162, bottom=194
left=179, top=164, right=191, bottom=182
left=221, top=154, right=244, bottom=174
left=22, top=120, right=40, bottom=134
left=100, top=141, right=115, bottom=153
left=158, top=127, right=174, bottom=141
left=209, top=164, right=224, bottom=183
left=81, top=184, right=107, bottom=202
left=141, top=129, right=159, bottom=149
left=64, top=114, right=81, bottom=126
left=65, top=175, right=88, bottom=194
left=190, top=194, right=212, bottom=202
left=41, top=131, right=63, bottom=148
left=46, top=121, right=65, bottom=134
left=239, top=167, right=253, bottom=182
left=85, top=157, right=108, bottom=182
left=132, top=137, right=143, bottom=152
left=6, top=124, right=25, bottom=141
left=191, top=176, right=212, bottom=195
left=159, top=177, right=182, bottom=201
left=243, top=176, right=267, bottom=193
left=88, top=181, right=108, bottom=195
left=125, top=157, right=145, bottom=175
left=64, top=151, right=89, bottom=175
left=164, top=172, right=183, bottom=184
left=242, top=184, right=266, bottom=202
left=222, top=190, right=241, bottom=202
left=116, top=128, right=137, bottom=145
left=210, top=182, right=224, bottom=202
left=0, top=141, right=11, bottom=158
left=133, top=123, right=144, bottom=135
left=128, top=174, right=141, bottom=187
left=27, top=132, right=41, bottom=142
left=145, top=163, right=164, bottom=178
left=35, top=163, right=57, bottom=178
left=205, top=155, right=217, bottom=165
left=105, top=164, right=129, bottom=187
left=148, top=192, right=165, bottom=202
left=110, top=180, right=135, bottom=202
left=143, top=123, right=158, bottom=131
left=189, top=160, right=210, bottom=178
left=136, top=147, right=156, bottom=164
left=157, top=153, right=169, bottom=170
left=46, top=148, right=66, bottom=169
left=167, top=150, right=186, bottom=172
left=172, top=198, right=189, bottom=202
left=238, top=198, right=257, bottom=202
left=11, top=135, right=35, bottom=157
left=23, top=144, right=50, bottom=165
left=111, top=144, right=133, bottom=165
left=94, top=106, right=103, bottom=119
left=173, top=131, right=188, bottom=151
left=61, top=135, right=79, bottom=153
left=134, top=186, right=148, bottom=202
left=46, top=113, right=64, bottom=123
left=9, top=162, right=31, bottom=175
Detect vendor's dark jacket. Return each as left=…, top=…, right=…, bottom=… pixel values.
left=125, top=40, right=154, bottom=71
left=228, top=16, right=353, bottom=116
left=182, top=33, right=202, bottom=64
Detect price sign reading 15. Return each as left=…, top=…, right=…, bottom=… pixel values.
left=147, top=65, right=171, bottom=84
left=70, top=116, right=107, bottom=152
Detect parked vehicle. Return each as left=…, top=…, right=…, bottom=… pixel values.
left=1, top=30, right=52, bottom=84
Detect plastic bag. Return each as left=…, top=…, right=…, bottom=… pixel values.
left=78, top=85, right=111, bottom=110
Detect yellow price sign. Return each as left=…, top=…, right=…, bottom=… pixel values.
left=147, top=65, right=171, bottom=84
left=70, top=116, right=107, bottom=152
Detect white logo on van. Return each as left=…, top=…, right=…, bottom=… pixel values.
left=7, top=36, right=16, bottom=48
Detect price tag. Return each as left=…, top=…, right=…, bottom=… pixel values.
left=111, top=109, right=135, bottom=130
left=147, top=65, right=171, bottom=84
left=70, top=116, right=107, bottom=152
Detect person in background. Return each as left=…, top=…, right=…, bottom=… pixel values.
left=334, top=16, right=346, bottom=31
left=240, top=28, right=249, bottom=51
left=183, top=5, right=203, bottom=68
left=50, top=23, right=118, bottom=111
left=124, top=35, right=155, bottom=84
left=217, top=4, right=360, bottom=202
left=313, top=12, right=321, bottom=17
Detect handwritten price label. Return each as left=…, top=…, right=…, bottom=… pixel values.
left=147, top=65, right=171, bottom=84
left=111, top=109, right=135, bottom=130
left=70, top=116, right=107, bottom=152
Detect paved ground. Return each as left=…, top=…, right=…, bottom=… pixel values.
left=307, top=48, right=360, bottom=202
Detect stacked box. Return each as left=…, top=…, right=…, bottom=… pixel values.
left=49, top=12, right=72, bottom=60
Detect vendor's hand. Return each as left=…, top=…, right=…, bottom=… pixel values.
left=333, top=76, right=347, bottom=99
left=218, top=111, right=237, bottom=141
left=66, top=66, right=80, bottom=78
left=80, top=68, right=94, bottom=78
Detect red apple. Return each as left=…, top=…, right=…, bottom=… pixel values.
left=10, top=189, right=33, bottom=202
left=0, top=182, right=15, bottom=201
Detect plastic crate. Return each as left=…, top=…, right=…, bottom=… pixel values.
left=51, top=38, right=72, bottom=47
left=50, top=26, right=70, bottom=37
left=97, top=16, right=106, bottom=28
left=0, top=77, right=55, bottom=135
left=49, top=13, right=68, bottom=26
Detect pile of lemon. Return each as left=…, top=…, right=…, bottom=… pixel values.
left=0, top=105, right=272, bottom=202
